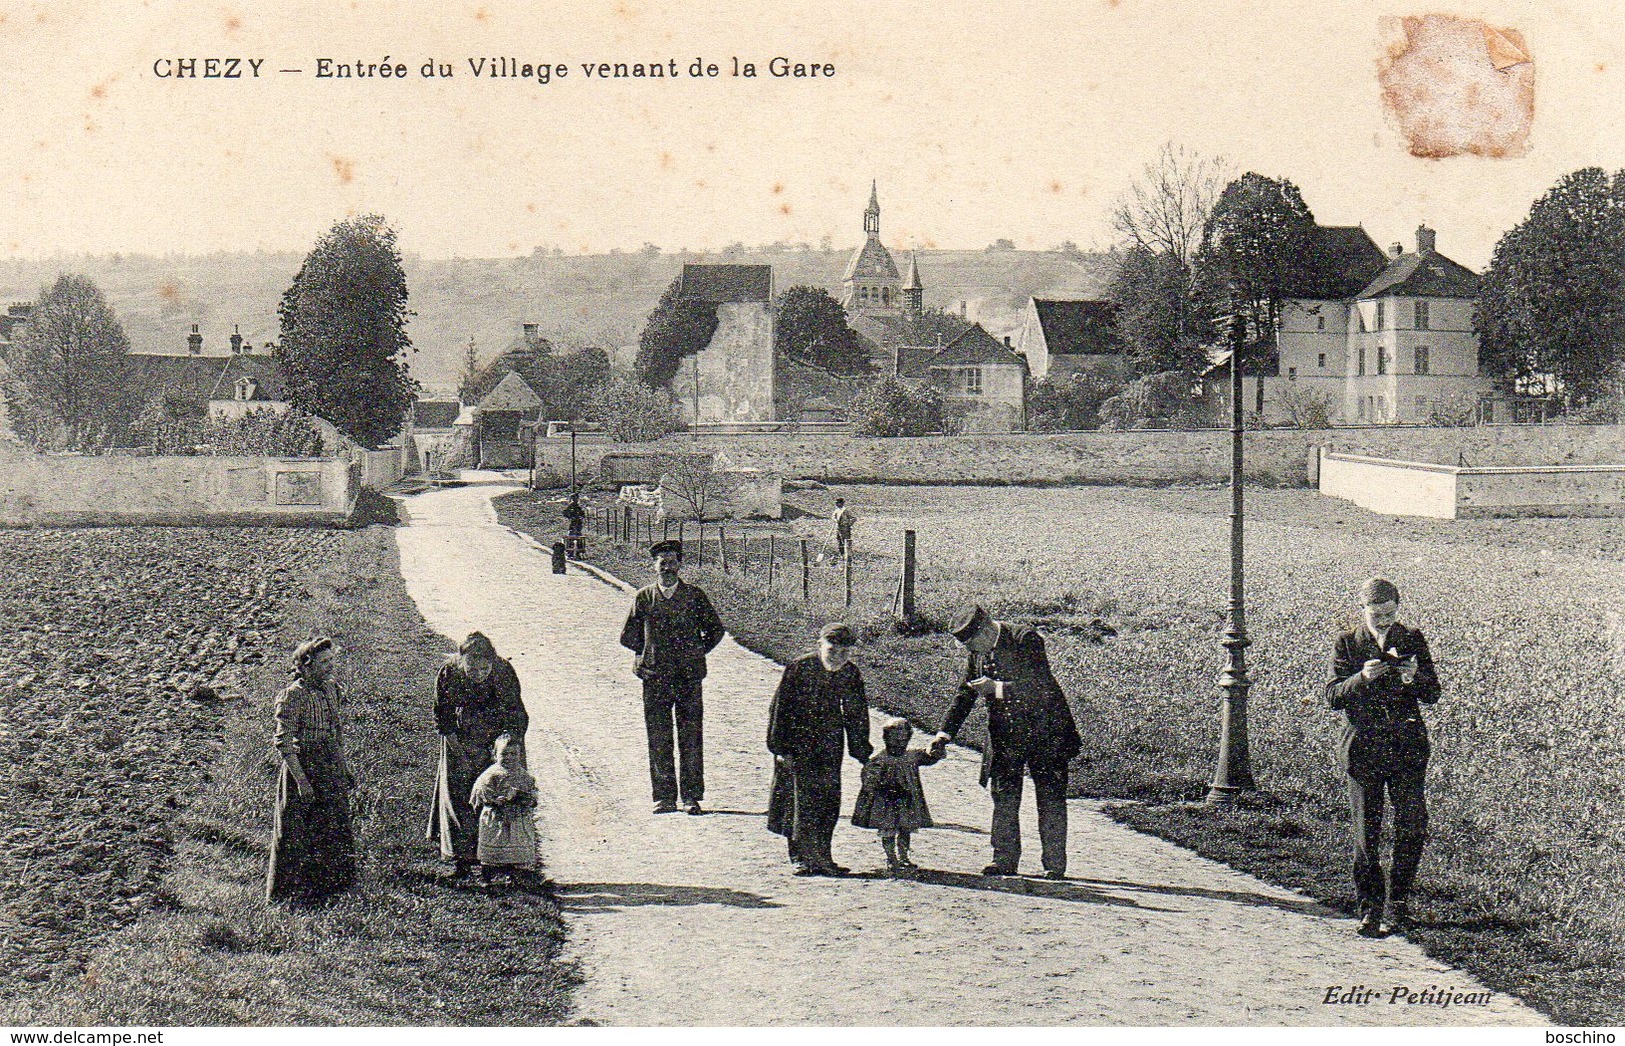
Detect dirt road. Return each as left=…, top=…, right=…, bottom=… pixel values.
left=393, top=483, right=1539, bottom=1026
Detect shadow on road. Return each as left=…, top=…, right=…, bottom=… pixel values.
left=1074, top=876, right=1337, bottom=918
left=556, top=881, right=784, bottom=911
left=904, top=868, right=1173, bottom=911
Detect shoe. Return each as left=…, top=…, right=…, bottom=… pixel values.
left=801, top=863, right=850, bottom=877
left=791, top=862, right=815, bottom=876
left=983, top=863, right=1017, bottom=877
left=1382, top=902, right=1411, bottom=936
left=686, top=801, right=705, bottom=816
left=1356, top=910, right=1384, bottom=937
left=1042, top=869, right=1067, bottom=881
left=447, top=859, right=477, bottom=881
left=652, top=801, right=679, bottom=814
left=898, top=857, right=918, bottom=869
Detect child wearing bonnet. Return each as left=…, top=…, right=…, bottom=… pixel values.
left=852, top=717, right=943, bottom=874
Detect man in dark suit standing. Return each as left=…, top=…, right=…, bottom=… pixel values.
left=620, top=539, right=727, bottom=815
left=1326, top=577, right=1442, bottom=937
left=766, top=622, right=873, bottom=876
left=929, top=604, right=1081, bottom=879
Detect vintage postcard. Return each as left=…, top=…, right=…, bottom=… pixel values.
left=1, top=0, right=1623, bottom=1034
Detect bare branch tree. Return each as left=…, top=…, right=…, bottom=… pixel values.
left=1111, top=143, right=1233, bottom=264
left=655, top=452, right=725, bottom=520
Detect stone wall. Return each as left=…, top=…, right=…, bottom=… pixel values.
left=0, top=451, right=355, bottom=526
left=536, top=424, right=1625, bottom=488
left=677, top=301, right=777, bottom=425
left=1320, top=449, right=1625, bottom=518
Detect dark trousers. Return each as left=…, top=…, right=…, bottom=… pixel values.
left=1347, top=768, right=1428, bottom=912
left=643, top=676, right=704, bottom=804
left=989, top=757, right=1069, bottom=874
left=784, top=760, right=842, bottom=867
left=835, top=531, right=852, bottom=557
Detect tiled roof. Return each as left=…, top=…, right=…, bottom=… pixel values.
left=894, top=345, right=941, bottom=379
left=926, top=324, right=1028, bottom=369
left=478, top=370, right=543, bottom=413
left=1031, top=298, right=1122, bottom=356
left=1295, top=225, right=1389, bottom=300
left=413, top=399, right=462, bottom=430
left=678, top=264, right=774, bottom=303
left=843, top=237, right=900, bottom=282
left=1357, top=251, right=1480, bottom=299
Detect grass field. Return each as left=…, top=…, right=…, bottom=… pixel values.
left=499, top=482, right=1625, bottom=1024
left=3, top=524, right=578, bottom=1025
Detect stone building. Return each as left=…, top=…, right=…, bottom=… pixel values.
left=899, top=323, right=1028, bottom=433
left=673, top=263, right=777, bottom=425
left=126, top=323, right=288, bottom=420
left=1014, top=298, right=1129, bottom=381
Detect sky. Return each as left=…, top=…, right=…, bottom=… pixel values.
left=1, top=0, right=1623, bottom=270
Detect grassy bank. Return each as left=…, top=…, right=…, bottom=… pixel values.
left=497, top=482, right=1625, bottom=1024
left=7, top=525, right=577, bottom=1026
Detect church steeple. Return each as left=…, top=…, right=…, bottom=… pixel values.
left=901, top=251, right=924, bottom=320
left=842, top=180, right=902, bottom=316
left=864, top=180, right=880, bottom=239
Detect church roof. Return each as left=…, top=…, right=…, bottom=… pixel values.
left=1031, top=299, right=1122, bottom=357
left=1357, top=250, right=1480, bottom=300
left=903, top=252, right=923, bottom=291
left=478, top=371, right=544, bottom=413
left=679, top=263, right=774, bottom=303
left=843, top=237, right=900, bottom=282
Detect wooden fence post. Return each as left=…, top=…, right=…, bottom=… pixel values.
left=844, top=542, right=854, bottom=607
left=622, top=505, right=632, bottom=544
left=677, top=520, right=685, bottom=551
left=696, top=523, right=704, bottom=566
left=897, top=529, right=917, bottom=625
left=719, top=527, right=729, bottom=572
left=800, top=539, right=810, bottom=601
left=767, top=535, right=776, bottom=588
left=740, top=535, right=749, bottom=577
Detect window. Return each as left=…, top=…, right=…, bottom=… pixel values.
left=1414, top=346, right=1430, bottom=375
left=881, top=287, right=891, bottom=305
left=1376, top=395, right=1387, bottom=420
left=1288, top=366, right=1297, bottom=380
left=1416, top=396, right=1429, bottom=416
left=1376, top=300, right=1385, bottom=329
left=1318, top=353, right=1327, bottom=369
left=961, top=367, right=983, bottom=396
left=1358, top=348, right=1366, bottom=376
left=1317, top=315, right=1325, bottom=331
left=1376, top=347, right=1388, bottom=375
left=1415, top=301, right=1430, bottom=330
left=1358, top=312, right=1367, bottom=333
left=1357, top=397, right=1368, bottom=420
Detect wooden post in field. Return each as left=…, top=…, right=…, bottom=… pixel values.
left=767, top=535, right=776, bottom=588
left=695, top=523, right=704, bottom=566
left=844, top=542, right=854, bottom=607
left=741, top=535, right=749, bottom=577
left=678, top=521, right=685, bottom=550
left=719, top=527, right=729, bottom=572
left=897, top=529, right=917, bottom=625
left=800, top=539, right=810, bottom=600
left=663, top=519, right=671, bottom=542
left=622, top=505, right=631, bottom=543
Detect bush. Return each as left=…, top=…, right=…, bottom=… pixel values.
left=125, top=407, right=328, bottom=457
left=850, top=377, right=946, bottom=437
left=1028, top=373, right=1125, bottom=431
left=1098, top=371, right=1211, bottom=429
left=1276, top=384, right=1336, bottom=430
left=588, top=376, right=682, bottom=443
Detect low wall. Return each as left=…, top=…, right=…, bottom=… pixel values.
left=358, top=448, right=403, bottom=490
left=0, top=452, right=355, bottom=526
left=1319, top=449, right=1625, bottom=518
left=535, top=423, right=1625, bottom=488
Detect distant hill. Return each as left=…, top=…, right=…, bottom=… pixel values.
left=0, top=247, right=1115, bottom=392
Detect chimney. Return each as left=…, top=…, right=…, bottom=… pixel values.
left=1416, top=224, right=1436, bottom=254
left=1003, top=335, right=1012, bottom=347
left=522, top=322, right=539, bottom=343
left=229, top=324, right=243, bottom=354
left=1390, top=242, right=1404, bottom=259
left=187, top=323, right=202, bottom=355
left=959, top=300, right=967, bottom=319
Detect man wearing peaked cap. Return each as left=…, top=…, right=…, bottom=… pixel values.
left=1326, top=577, right=1442, bottom=938
left=620, top=538, right=726, bottom=815
left=766, top=622, right=872, bottom=876
left=932, top=603, right=1081, bottom=879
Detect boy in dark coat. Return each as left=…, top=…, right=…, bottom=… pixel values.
left=620, top=540, right=727, bottom=815
left=766, top=622, right=873, bottom=875
left=1327, top=577, right=1442, bottom=937
left=930, top=604, right=1082, bottom=879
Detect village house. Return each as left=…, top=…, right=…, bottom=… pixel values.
left=898, top=322, right=1028, bottom=432
left=126, top=323, right=289, bottom=420
left=472, top=370, right=544, bottom=468
left=1014, top=297, right=1129, bottom=382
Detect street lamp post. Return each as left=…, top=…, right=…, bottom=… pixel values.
left=1208, top=317, right=1256, bottom=804
left=570, top=423, right=578, bottom=498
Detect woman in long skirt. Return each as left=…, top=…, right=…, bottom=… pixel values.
left=266, top=636, right=357, bottom=903
left=428, top=632, right=528, bottom=879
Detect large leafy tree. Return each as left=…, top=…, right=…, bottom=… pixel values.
left=773, top=285, right=873, bottom=376
left=1, top=274, right=138, bottom=450
left=1478, top=167, right=1625, bottom=402
left=1195, top=173, right=1317, bottom=370
left=635, top=278, right=717, bottom=388
left=276, top=214, right=415, bottom=448
left=549, top=346, right=613, bottom=421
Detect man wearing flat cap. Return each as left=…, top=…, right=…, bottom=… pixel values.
left=620, top=539, right=727, bottom=815
left=766, top=622, right=873, bottom=875
left=930, top=604, right=1081, bottom=878
left=1326, top=577, right=1441, bottom=937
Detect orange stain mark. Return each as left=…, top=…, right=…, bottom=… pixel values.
left=1597, top=63, right=1608, bottom=73
left=474, top=6, right=490, bottom=21
left=1049, top=180, right=1063, bottom=193
left=660, top=151, right=674, bottom=169
left=779, top=204, right=791, bottom=215
left=225, top=14, right=241, bottom=31
left=772, top=182, right=784, bottom=194
left=526, top=202, right=537, bottom=214
left=90, top=84, right=106, bottom=100
left=158, top=282, right=182, bottom=304
left=331, top=156, right=356, bottom=184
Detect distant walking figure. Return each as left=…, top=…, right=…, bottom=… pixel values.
left=853, top=717, right=943, bottom=875
left=766, top=622, right=872, bottom=876
left=1327, top=577, right=1441, bottom=938
left=429, top=632, right=529, bottom=880
left=620, top=540, right=726, bottom=816
left=266, top=636, right=357, bottom=904
left=562, top=495, right=586, bottom=556
left=831, top=497, right=856, bottom=559
left=930, top=604, right=1081, bottom=879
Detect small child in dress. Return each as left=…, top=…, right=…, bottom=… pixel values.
left=852, top=717, right=943, bottom=874
left=469, top=733, right=539, bottom=884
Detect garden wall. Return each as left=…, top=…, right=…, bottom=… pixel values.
left=0, top=451, right=355, bottom=526
left=1319, top=450, right=1625, bottom=518
left=534, top=423, right=1625, bottom=488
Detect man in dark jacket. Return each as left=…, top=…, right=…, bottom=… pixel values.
left=620, top=539, right=727, bottom=815
left=929, top=604, right=1082, bottom=878
left=766, top=622, right=873, bottom=876
left=1326, top=577, right=1442, bottom=937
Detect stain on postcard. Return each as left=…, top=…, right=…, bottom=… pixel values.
left=1378, top=14, right=1533, bottom=159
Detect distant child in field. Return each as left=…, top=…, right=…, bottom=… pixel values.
left=852, top=717, right=943, bottom=874
left=469, top=733, right=538, bottom=883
